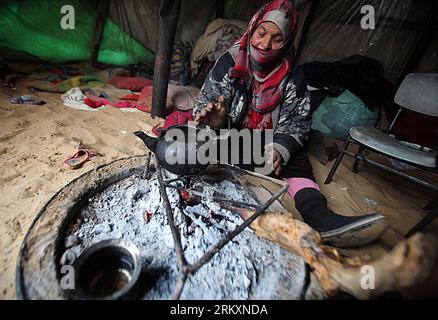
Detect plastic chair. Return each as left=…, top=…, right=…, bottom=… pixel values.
left=324, top=73, right=438, bottom=236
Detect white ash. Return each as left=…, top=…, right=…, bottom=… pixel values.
left=62, top=172, right=305, bottom=299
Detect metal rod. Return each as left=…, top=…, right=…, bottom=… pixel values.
left=352, top=145, right=365, bottom=173
left=324, top=136, right=351, bottom=184
left=164, top=173, right=201, bottom=184
left=154, top=161, right=290, bottom=299
left=424, top=196, right=438, bottom=211
left=387, top=107, right=402, bottom=133
left=343, top=150, right=438, bottom=191
left=141, top=151, right=152, bottom=179
left=171, top=268, right=189, bottom=300
left=405, top=207, right=438, bottom=237
left=165, top=185, right=259, bottom=209
left=189, top=185, right=288, bottom=274
left=90, top=0, right=110, bottom=68
left=154, top=157, right=188, bottom=270
left=151, top=0, right=182, bottom=118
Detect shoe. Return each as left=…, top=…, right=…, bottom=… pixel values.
left=64, top=145, right=96, bottom=170
left=294, top=188, right=389, bottom=248
left=10, top=95, right=45, bottom=105
left=315, top=213, right=389, bottom=248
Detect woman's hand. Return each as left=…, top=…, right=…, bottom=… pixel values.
left=264, top=145, right=283, bottom=176
left=194, top=95, right=227, bottom=130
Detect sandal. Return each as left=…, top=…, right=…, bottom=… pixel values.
left=64, top=146, right=96, bottom=170
left=10, top=95, right=46, bottom=105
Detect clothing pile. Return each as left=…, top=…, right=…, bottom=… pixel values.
left=20, top=64, right=126, bottom=93
left=191, top=19, right=246, bottom=87
left=295, top=55, right=396, bottom=114
left=3, top=62, right=198, bottom=115
left=293, top=55, right=396, bottom=140
left=170, top=41, right=193, bottom=86
left=60, top=84, right=199, bottom=114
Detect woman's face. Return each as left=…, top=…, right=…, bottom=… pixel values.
left=250, top=21, right=284, bottom=51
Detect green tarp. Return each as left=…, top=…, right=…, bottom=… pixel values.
left=0, top=0, right=154, bottom=66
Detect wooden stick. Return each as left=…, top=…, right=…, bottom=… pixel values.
left=227, top=206, right=438, bottom=299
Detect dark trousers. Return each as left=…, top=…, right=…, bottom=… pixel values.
left=214, top=131, right=316, bottom=182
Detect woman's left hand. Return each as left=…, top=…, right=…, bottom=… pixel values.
left=264, top=145, right=283, bottom=176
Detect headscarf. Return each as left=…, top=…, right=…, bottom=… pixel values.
left=231, top=0, right=298, bottom=114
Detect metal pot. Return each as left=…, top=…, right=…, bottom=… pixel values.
left=70, top=239, right=141, bottom=300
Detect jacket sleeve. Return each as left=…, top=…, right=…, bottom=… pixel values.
left=272, top=79, right=311, bottom=164
left=192, top=52, right=236, bottom=122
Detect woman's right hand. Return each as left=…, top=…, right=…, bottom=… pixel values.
left=194, top=95, right=227, bottom=130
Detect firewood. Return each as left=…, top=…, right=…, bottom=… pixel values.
left=225, top=205, right=438, bottom=299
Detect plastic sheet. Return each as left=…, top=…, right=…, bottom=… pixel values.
left=311, top=90, right=378, bottom=140
left=223, top=0, right=312, bottom=53
left=0, top=0, right=153, bottom=66
left=296, top=0, right=436, bottom=83
left=107, top=0, right=217, bottom=53
left=414, top=27, right=438, bottom=73
left=1, top=0, right=436, bottom=76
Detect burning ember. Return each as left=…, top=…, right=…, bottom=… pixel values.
left=61, top=164, right=306, bottom=299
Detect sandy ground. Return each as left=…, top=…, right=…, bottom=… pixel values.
left=1, top=83, right=437, bottom=300
left=0, top=85, right=160, bottom=299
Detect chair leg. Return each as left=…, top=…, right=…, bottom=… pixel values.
left=352, top=144, right=365, bottom=173
left=405, top=207, right=438, bottom=237
left=424, top=196, right=438, bottom=211
left=324, top=135, right=351, bottom=184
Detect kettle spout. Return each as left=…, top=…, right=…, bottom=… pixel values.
left=133, top=131, right=158, bottom=152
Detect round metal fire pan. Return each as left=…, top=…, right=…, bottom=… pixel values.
left=16, top=155, right=148, bottom=300
left=16, top=155, right=307, bottom=300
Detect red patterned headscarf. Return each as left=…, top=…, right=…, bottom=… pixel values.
left=231, top=0, right=298, bottom=114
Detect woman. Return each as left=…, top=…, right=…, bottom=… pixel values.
left=193, top=0, right=388, bottom=247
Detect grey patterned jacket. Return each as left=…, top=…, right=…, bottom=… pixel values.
left=192, top=49, right=311, bottom=164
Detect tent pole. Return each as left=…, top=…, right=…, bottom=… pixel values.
left=216, top=0, right=224, bottom=19
left=397, top=2, right=438, bottom=86
left=295, top=0, right=320, bottom=63
left=91, top=0, right=110, bottom=68
left=151, top=0, right=182, bottom=118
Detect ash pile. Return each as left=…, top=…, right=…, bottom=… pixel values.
left=61, top=167, right=306, bottom=299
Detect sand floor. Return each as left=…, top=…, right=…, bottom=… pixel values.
left=0, top=85, right=161, bottom=299
left=1, top=84, right=437, bottom=300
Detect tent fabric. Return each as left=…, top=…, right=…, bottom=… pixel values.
left=0, top=0, right=154, bottom=66
left=223, top=0, right=312, bottom=58
left=296, top=0, right=436, bottom=83
left=414, top=26, right=438, bottom=73
left=108, top=0, right=217, bottom=53
left=0, top=0, right=436, bottom=86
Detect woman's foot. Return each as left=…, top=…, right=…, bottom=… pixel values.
left=314, top=213, right=389, bottom=247
left=294, top=188, right=389, bottom=248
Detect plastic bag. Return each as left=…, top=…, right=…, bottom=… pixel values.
left=311, top=90, right=377, bottom=140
